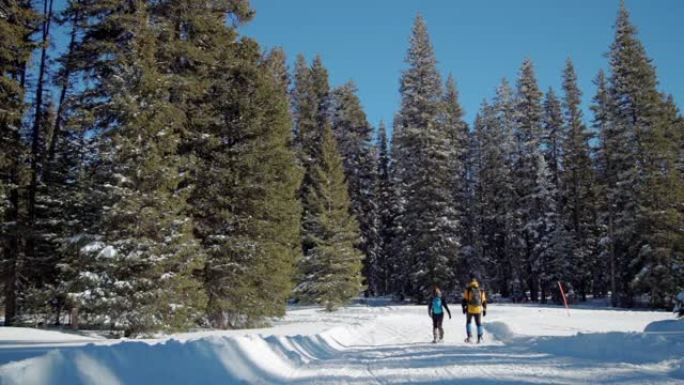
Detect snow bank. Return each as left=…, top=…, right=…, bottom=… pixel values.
left=644, top=318, right=684, bottom=333
left=0, top=335, right=329, bottom=385
left=672, top=363, right=684, bottom=380
left=0, top=327, right=100, bottom=343
left=485, top=304, right=668, bottom=337
left=0, top=331, right=361, bottom=385
left=483, top=321, right=515, bottom=342
left=531, top=331, right=684, bottom=365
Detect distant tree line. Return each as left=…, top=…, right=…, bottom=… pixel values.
left=379, top=4, right=682, bottom=308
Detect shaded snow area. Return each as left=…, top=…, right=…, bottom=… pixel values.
left=0, top=305, right=682, bottom=384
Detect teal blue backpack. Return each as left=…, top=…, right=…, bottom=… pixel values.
left=432, top=296, right=443, bottom=314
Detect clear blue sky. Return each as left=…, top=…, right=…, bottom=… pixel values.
left=241, top=0, right=684, bottom=131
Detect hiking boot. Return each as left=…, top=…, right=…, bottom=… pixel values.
left=477, top=335, right=483, bottom=344
left=464, top=336, right=472, bottom=343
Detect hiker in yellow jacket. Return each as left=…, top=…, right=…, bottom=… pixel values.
left=461, top=277, right=487, bottom=343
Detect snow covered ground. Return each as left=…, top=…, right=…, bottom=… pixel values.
left=0, top=304, right=682, bottom=384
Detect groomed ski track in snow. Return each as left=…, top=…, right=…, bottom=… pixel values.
left=0, top=304, right=682, bottom=384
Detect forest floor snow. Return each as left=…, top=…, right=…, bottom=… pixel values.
left=0, top=304, right=681, bottom=384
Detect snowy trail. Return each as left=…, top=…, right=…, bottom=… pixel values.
left=272, top=308, right=681, bottom=385
left=0, top=304, right=682, bottom=384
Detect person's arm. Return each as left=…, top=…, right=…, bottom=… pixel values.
left=428, top=298, right=433, bottom=316
left=482, top=291, right=487, bottom=316
left=461, top=290, right=468, bottom=313
left=443, top=301, right=452, bottom=319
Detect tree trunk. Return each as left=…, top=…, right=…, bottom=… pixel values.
left=47, top=5, right=79, bottom=163
left=526, top=234, right=538, bottom=302
left=70, top=307, right=79, bottom=329
left=3, top=170, right=20, bottom=326
left=609, top=218, right=617, bottom=307
left=528, top=276, right=538, bottom=302
left=26, top=0, right=54, bottom=264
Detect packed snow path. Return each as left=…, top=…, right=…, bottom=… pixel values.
left=0, top=304, right=682, bottom=384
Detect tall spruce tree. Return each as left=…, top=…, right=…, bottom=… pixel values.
left=375, top=121, right=396, bottom=295
left=442, top=74, right=469, bottom=284
left=472, top=83, right=519, bottom=297
left=293, top=55, right=333, bottom=259
left=592, top=70, right=619, bottom=303
left=1, top=0, right=39, bottom=326
left=540, top=85, right=577, bottom=302
left=196, top=52, right=302, bottom=327
left=597, top=2, right=683, bottom=307
left=492, top=80, right=519, bottom=297
left=460, top=117, right=480, bottom=279
left=160, top=1, right=302, bottom=328
left=60, top=0, right=206, bottom=335
left=393, top=15, right=459, bottom=299
left=634, top=93, right=684, bottom=307
left=389, top=115, right=409, bottom=297
left=604, top=3, right=650, bottom=307
left=331, top=82, right=378, bottom=294
left=472, top=101, right=500, bottom=282
left=561, top=59, right=599, bottom=300
left=24, top=0, right=55, bottom=287
left=513, top=59, right=545, bottom=302
left=295, top=126, right=364, bottom=310
left=21, top=0, right=88, bottom=319
left=531, top=155, right=569, bottom=303
left=542, top=88, right=564, bottom=192
left=49, top=0, right=122, bottom=327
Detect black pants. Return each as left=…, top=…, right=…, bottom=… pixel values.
left=466, top=313, right=481, bottom=327
left=432, top=313, right=445, bottom=340
left=432, top=313, right=444, bottom=329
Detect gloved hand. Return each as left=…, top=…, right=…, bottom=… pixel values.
left=462, top=308, right=466, bottom=314
left=449, top=314, right=452, bottom=320
left=483, top=310, right=487, bottom=317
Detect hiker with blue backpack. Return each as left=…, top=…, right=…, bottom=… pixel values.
left=462, top=277, right=487, bottom=343
left=428, top=286, right=451, bottom=343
